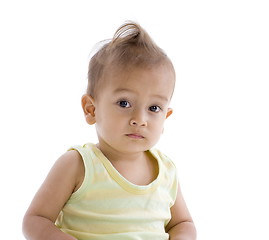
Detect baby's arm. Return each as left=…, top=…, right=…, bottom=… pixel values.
left=165, top=185, right=197, bottom=240
left=22, top=150, right=84, bottom=240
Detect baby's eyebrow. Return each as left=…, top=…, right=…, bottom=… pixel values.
left=113, top=88, right=169, bottom=102
left=151, top=94, right=169, bottom=102
left=113, top=88, right=133, bottom=94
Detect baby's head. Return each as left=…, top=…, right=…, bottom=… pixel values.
left=83, top=22, right=176, bottom=153
left=87, top=21, right=175, bottom=99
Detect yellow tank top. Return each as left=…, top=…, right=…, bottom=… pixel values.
left=56, top=143, right=178, bottom=240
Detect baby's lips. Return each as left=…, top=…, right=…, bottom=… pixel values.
left=126, top=133, right=145, bottom=139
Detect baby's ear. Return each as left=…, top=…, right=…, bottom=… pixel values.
left=166, top=108, right=173, bottom=119
left=81, top=94, right=96, bottom=125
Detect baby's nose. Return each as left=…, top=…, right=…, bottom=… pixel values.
left=129, top=118, right=147, bottom=127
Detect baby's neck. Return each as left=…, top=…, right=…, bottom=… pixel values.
left=96, top=142, right=159, bottom=186
left=96, top=142, right=146, bottom=163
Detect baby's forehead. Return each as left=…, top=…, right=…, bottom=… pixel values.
left=97, top=63, right=175, bottom=99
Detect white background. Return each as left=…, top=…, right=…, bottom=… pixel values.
left=0, top=0, right=268, bottom=239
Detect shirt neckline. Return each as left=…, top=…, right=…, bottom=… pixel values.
left=87, top=143, right=163, bottom=195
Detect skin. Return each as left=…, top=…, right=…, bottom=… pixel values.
left=22, top=64, right=196, bottom=240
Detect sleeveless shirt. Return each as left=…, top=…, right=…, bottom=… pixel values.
left=55, top=143, right=178, bottom=240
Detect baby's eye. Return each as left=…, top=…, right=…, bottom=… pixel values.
left=149, top=105, right=161, bottom=113
left=117, top=100, right=131, bottom=108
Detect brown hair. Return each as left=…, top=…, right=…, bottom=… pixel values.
left=87, top=21, right=175, bottom=97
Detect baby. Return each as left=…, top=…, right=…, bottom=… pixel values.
left=23, top=21, right=196, bottom=240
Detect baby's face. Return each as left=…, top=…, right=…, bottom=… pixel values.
left=94, top=64, right=175, bottom=154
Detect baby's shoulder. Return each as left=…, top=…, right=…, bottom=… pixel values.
left=58, top=149, right=84, bottom=168
left=152, top=148, right=176, bottom=166
left=55, top=149, right=85, bottom=191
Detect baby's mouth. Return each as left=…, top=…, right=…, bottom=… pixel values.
left=125, top=133, right=145, bottom=139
